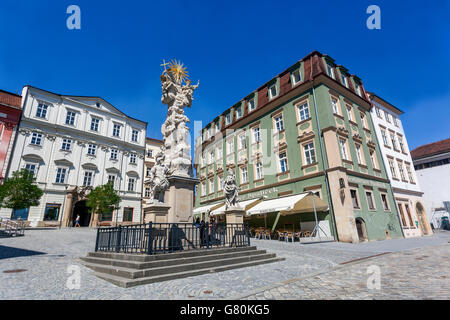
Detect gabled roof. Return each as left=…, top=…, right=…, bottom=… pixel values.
left=411, top=138, right=450, bottom=160
left=367, top=92, right=404, bottom=115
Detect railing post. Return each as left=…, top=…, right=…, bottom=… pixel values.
left=95, top=227, right=100, bottom=252
left=246, top=223, right=250, bottom=247
left=147, top=222, right=153, bottom=255
left=116, top=226, right=122, bottom=253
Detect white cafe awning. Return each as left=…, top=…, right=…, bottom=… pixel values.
left=193, top=203, right=222, bottom=215
left=210, top=198, right=262, bottom=216
left=246, top=193, right=329, bottom=216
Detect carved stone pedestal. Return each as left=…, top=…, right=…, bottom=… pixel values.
left=225, top=207, right=245, bottom=224
left=165, top=175, right=198, bottom=223
left=143, top=202, right=171, bottom=224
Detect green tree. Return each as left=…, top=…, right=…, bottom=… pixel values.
left=0, top=169, right=44, bottom=217
left=86, top=182, right=120, bottom=226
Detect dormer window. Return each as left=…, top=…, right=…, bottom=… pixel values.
left=269, top=83, right=278, bottom=99
left=248, top=98, right=255, bottom=112
left=326, top=64, right=335, bottom=79
left=355, top=83, right=362, bottom=96
left=225, top=113, right=231, bottom=125
left=235, top=106, right=242, bottom=119
left=291, top=69, right=301, bottom=85
left=341, top=73, right=348, bottom=87
left=96, top=102, right=101, bottom=108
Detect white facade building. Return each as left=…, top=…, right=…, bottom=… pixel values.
left=411, top=138, right=450, bottom=229
left=368, top=93, right=432, bottom=237
left=0, top=86, right=147, bottom=227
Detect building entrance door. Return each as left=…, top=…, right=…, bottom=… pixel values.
left=355, top=218, right=368, bottom=242
left=73, top=201, right=91, bottom=227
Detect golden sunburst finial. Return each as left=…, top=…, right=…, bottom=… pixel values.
left=166, top=59, right=189, bottom=84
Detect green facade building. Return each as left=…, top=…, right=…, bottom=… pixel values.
left=194, top=51, right=403, bottom=243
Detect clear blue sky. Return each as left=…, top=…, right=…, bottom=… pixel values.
left=0, top=0, right=448, bottom=150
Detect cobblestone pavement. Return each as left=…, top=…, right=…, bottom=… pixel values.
left=0, top=228, right=449, bottom=300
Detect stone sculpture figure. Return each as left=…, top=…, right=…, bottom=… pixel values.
left=145, top=149, right=171, bottom=203
left=160, top=60, right=199, bottom=178
left=223, top=168, right=240, bottom=209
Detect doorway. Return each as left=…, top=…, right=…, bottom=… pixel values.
left=72, top=201, right=91, bottom=227
left=415, top=202, right=429, bottom=235
left=355, top=218, right=368, bottom=242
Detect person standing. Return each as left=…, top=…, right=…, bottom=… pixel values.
left=75, top=215, right=81, bottom=227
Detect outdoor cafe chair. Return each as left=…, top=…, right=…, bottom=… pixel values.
left=264, top=230, right=272, bottom=240
left=277, top=230, right=285, bottom=241
left=284, top=231, right=294, bottom=243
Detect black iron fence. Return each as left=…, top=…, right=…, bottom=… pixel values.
left=95, top=222, right=251, bottom=254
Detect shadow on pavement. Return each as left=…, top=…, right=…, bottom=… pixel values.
left=0, top=245, right=46, bottom=260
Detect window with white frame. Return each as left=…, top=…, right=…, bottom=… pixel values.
left=209, top=178, right=214, bottom=193
left=241, top=167, right=248, bottom=184
left=340, top=73, right=348, bottom=87
left=90, top=117, right=100, bottom=132
left=235, top=106, right=242, bottom=119
left=66, top=110, right=76, bottom=125
left=113, top=123, right=121, bottom=137
left=209, top=150, right=214, bottom=164
left=384, top=111, right=390, bottom=123
left=291, top=69, right=301, bottom=85
left=398, top=135, right=405, bottom=153
left=248, top=98, right=255, bottom=111
left=269, top=83, right=278, bottom=99
left=145, top=187, right=151, bottom=198
left=108, top=174, right=116, bottom=187
left=274, top=114, right=284, bottom=132
left=279, top=152, right=288, bottom=173
left=25, top=163, right=37, bottom=176
left=127, top=178, right=136, bottom=191
left=253, top=127, right=260, bottom=143
left=227, top=139, right=234, bottom=153
left=131, top=129, right=139, bottom=142
left=355, top=83, right=362, bottom=96
left=346, top=105, right=353, bottom=121
left=255, top=162, right=263, bottom=180
left=366, top=191, right=376, bottom=210
left=218, top=175, right=223, bottom=191
left=217, top=145, right=223, bottom=159
left=393, top=117, right=399, bottom=127
left=381, top=129, right=389, bottom=146
left=339, top=139, right=349, bottom=160
left=225, top=113, right=231, bottom=125
left=87, top=144, right=97, bottom=156
left=129, top=153, right=137, bottom=164
left=30, top=132, right=43, bottom=145
left=381, top=193, right=390, bottom=211
left=146, top=167, right=151, bottom=177
left=297, top=102, right=310, bottom=121
left=83, top=171, right=93, bottom=186
left=350, top=189, right=359, bottom=208
left=370, top=150, right=377, bottom=169
left=390, top=133, right=398, bottom=150
left=36, top=103, right=48, bottom=119
left=201, top=182, right=206, bottom=196
left=398, top=160, right=406, bottom=180
left=355, top=144, right=363, bottom=164
left=61, top=138, right=72, bottom=151
left=405, top=164, right=415, bottom=183
left=55, top=167, right=67, bottom=184
left=239, top=134, right=246, bottom=150
left=331, top=97, right=339, bottom=114
left=360, top=113, right=367, bottom=128
left=388, top=158, right=397, bottom=178
left=326, top=64, right=335, bottom=79
left=215, top=122, right=220, bottom=133
left=110, top=148, right=118, bottom=160
left=303, top=142, right=316, bottom=165
left=375, top=107, right=381, bottom=118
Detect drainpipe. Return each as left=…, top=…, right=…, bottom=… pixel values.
left=367, top=100, right=405, bottom=238
left=309, top=58, right=338, bottom=241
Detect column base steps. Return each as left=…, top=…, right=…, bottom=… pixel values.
left=81, top=246, right=284, bottom=288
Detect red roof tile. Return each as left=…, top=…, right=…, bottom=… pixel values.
left=411, top=138, right=450, bottom=160
left=0, top=90, right=21, bottom=109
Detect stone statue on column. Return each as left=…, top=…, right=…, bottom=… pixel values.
left=160, top=60, right=199, bottom=177
left=223, top=168, right=240, bottom=209
left=144, top=148, right=171, bottom=204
